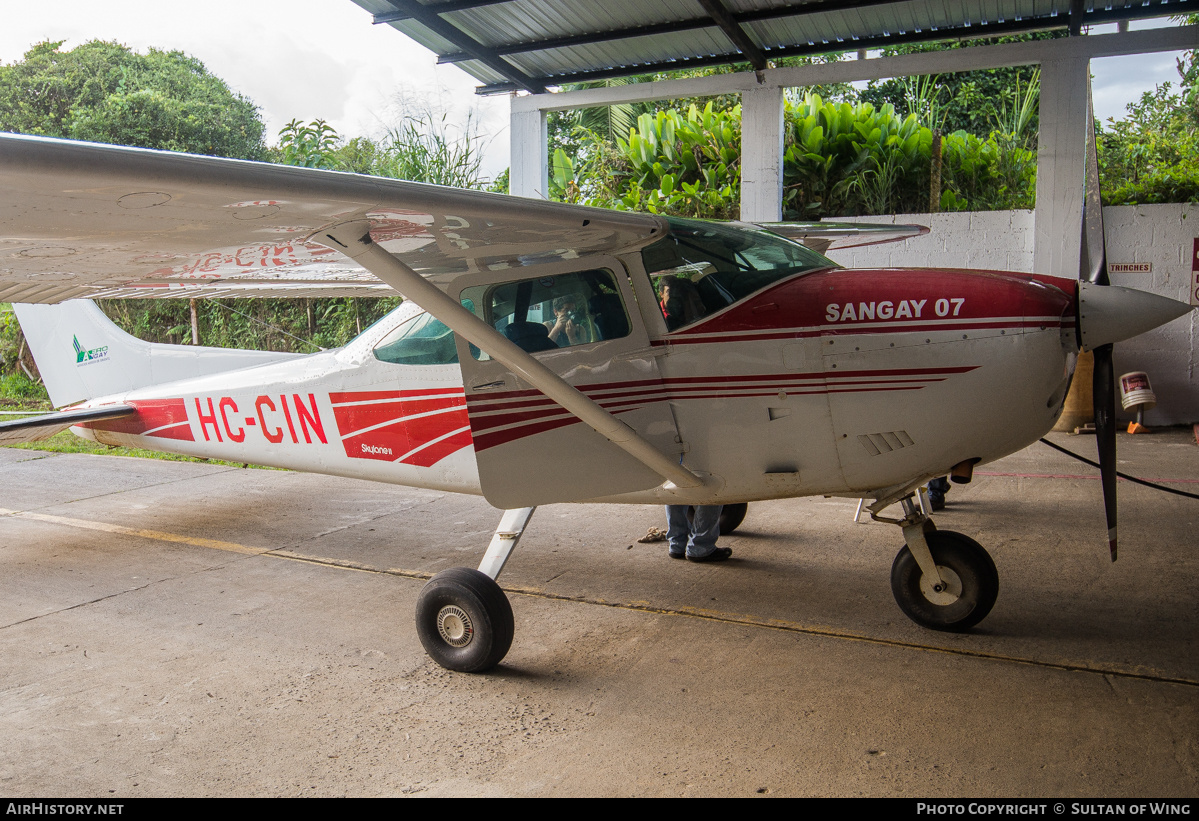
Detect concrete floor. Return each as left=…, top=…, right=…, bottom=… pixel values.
left=0, top=430, right=1196, bottom=797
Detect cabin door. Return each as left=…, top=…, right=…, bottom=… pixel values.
left=454, top=258, right=680, bottom=508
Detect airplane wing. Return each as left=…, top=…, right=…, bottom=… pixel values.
left=1, top=133, right=705, bottom=496
left=0, top=133, right=664, bottom=303
left=757, top=221, right=929, bottom=254
left=0, top=405, right=135, bottom=445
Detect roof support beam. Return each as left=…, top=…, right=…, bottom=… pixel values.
left=376, top=0, right=546, bottom=92
left=483, top=8, right=1199, bottom=93
left=695, top=0, right=768, bottom=71
left=1068, top=0, right=1087, bottom=37
left=440, top=0, right=916, bottom=64
left=511, top=24, right=1199, bottom=113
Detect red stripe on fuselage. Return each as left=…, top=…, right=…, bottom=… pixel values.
left=661, top=267, right=1076, bottom=341
left=79, top=398, right=195, bottom=442
left=330, top=388, right=472, bottom=465
left=465, top=368, right=975, bottom=447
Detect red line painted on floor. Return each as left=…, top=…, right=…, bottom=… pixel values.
left=975, top=471, right=1199, bottom=484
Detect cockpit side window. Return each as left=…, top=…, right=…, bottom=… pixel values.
left=643, top=217, right=836, bottom=331
left=460, top=269, right=630, bottom=359
left=372, top=310, right=459, bottom=366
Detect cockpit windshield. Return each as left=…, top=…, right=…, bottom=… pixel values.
left=642, top=217, right=836, bottom=331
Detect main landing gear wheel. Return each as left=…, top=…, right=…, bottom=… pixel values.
left=890, top=530, right=999, bottom=632
left=687, top=503, right=749, bottom=535
left=415, top=567, right=514, bottom=673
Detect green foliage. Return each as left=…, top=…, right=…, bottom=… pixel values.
left=857, top=33, right=1060, bottom=136
left=546, top=59, right=857, bottom=182
left=784, top=94, right=1035, bottom=217
left=488, top=167, right=510, bottom=194
left=548, top=91, right=1040, bottom=219
left=275, top=111, right=488, bottom=189
left=0, top=40, right=266, bottom=159
left=0, top=372, right=47, bottom=402
left=1099, top=80, right=1199, bottom=206
left=1175, top=12, right=1199, bottom=125
left=0, top=307, right=23, bottom=375
left=97, top=297, right=402, bottom=353
left=277, top=118, right=340, bottom=168
left=941, top=131, right=1036, bottom=211
left=550, top=103, right=741, bottom=219
left=783, top=94, right=931, bottom=217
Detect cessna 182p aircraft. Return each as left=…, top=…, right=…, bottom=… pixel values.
left=1, top=133, right=1192, bottom=672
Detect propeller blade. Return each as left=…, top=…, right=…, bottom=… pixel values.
left=1082, top=76, right=1117, bottom=561
left=1092, top=343, right=1118, bottom=561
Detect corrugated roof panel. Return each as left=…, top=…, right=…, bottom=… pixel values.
left=348, top=0, right=1195, bottom=92
left=508, top=29, right=738, bottom=80
left=447, top=0, right=705, bottom=49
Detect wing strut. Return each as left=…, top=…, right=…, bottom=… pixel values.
left=312, top=221, right=705, bottom=491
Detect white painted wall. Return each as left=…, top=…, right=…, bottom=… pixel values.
left=825, top=205, right=1199, bottom=425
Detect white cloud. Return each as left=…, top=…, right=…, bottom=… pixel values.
left=0, top=0, right=512, bottom=180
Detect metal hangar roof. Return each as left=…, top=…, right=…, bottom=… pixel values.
left=349, top=0, right=1198, bottom=94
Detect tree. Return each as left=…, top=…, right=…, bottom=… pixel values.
left=0, top=40, right=266, bottom=159
left=1176, top=13, right=1198, bottom=125
left=275, top=109, right=489, bottom=189
left=857, top=33, right=1060, bottom=138
left=1095, top=14, right=1199, bottom=205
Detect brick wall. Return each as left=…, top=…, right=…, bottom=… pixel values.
left=825, top=205, right=1199, bottom=425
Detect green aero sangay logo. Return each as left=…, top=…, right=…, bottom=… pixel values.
left=73, top=335, right=108, bottom=365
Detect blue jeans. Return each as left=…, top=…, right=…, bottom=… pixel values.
left=666, top=505, right=722, bottom=558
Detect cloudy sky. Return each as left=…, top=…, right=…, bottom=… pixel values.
left=1, top=0, right=1190, bottom=183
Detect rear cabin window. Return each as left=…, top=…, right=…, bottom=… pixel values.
left=643, top=217, right=835, bottom=331
left=460, top=269, right=630, bottom=359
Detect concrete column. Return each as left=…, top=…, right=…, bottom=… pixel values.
left=1033, top=56, right=1090, bottom=277
left=509, top=103, right=547, bottom=200
left=740, top=82, right=785, bottom=223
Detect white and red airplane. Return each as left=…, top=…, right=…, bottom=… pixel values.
left=1, top=133, right=1191, bottom=672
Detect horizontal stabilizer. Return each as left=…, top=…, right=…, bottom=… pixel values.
left=757, top=221, right=929, bottom=254
left=0, top=405, right=135, bottom=445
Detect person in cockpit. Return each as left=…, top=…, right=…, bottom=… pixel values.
left=544, top=293, right=598, bottom=346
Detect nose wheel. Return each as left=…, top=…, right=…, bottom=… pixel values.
left=890, top=530, right=998, bottom=631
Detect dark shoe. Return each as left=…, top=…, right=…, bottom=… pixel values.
left=668, top=550, right=686, bottom=560
left=687, top=547, right=732, bottom=563
left=929, top=495, right=945, bottom=511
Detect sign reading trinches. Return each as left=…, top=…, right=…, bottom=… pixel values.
left=1108, top=262, right=1151, bottom=273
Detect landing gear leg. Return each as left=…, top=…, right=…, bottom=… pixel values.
left=415, top=507, right=536, bottom=672
left=872, top=491, right=998, bottom=632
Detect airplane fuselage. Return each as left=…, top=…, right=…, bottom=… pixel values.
left=72, top=263, right=1078, bottom=506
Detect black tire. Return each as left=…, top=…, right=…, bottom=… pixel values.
left=415, top=567, right=514, bottom=673
left=686, top=503, right=749, bottom=535
left=890, top=531, right=999, bottom=632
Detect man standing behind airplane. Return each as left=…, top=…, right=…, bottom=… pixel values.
left=665, top=505, right=731, bottom=562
